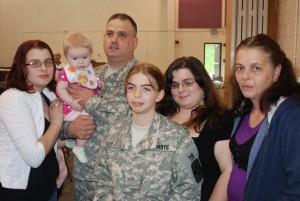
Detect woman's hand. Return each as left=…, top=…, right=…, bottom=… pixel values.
left=39, top=99, right=64, bottom=155
left=49, top=99, right=64, bottom=127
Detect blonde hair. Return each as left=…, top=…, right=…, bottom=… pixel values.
left=63, top=32, right=92, bottom=56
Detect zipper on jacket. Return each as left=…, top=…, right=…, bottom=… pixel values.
left=242, top=128, right=269, bottom=201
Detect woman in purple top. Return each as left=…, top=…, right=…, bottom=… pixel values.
left=226, top=34, right=281, bottom=201
left=227, top=34, right=300, bottom=201
left=227, top=114, right=265, bottom=201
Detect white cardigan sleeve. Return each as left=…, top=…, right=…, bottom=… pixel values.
left=0, top=89, right=45, bottom=167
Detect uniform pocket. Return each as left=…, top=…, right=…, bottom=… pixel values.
left=124, top=172, right=142, bottom=191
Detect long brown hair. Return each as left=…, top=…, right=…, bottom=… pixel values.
left=6, top=40, right=56, bottom=92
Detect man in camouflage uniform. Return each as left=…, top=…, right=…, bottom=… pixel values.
left=60, top=13, right=139, bottom=200
left=93, top=112, right=202, bottom=201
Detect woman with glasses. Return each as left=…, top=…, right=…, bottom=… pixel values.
left=158, top=56, right=233, bottom=201
left=0, top=40, right=63, bottom=201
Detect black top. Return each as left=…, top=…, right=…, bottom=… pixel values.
left=229, top=116, right=259, bottom=171
left=0, top=95, right=59, bottom=201
left=192, top=112, right=234, bottom=201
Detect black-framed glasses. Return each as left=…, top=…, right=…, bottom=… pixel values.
left=26, top=59, right=54, bottom=68
left=170, top=79, right=196, bottom=89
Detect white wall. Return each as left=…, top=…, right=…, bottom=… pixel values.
left=0, top=0, right=227, bottom=73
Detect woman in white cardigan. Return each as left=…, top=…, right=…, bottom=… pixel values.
left=0, top=40, right=63, bottom=201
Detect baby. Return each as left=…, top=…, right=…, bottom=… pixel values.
left=56, top=32, right=104, bottom=163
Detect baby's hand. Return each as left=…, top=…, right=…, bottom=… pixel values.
left=97, top=80, right=105, bottom=98
left=70, top=99, right=83, bottom=112
left=98, top=80, right=105, bottom=90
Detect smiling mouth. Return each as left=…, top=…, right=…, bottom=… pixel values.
left=178, top=95, right=189, bottom=99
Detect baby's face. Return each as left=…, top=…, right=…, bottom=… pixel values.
left=66, top=47, right=91, bottom=70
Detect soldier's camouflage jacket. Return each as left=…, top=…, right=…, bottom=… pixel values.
left=61, top=59, right=139, bottom=182
left=93, top=112, right=203, bottom=201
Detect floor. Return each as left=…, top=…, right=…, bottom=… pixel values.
left=58, top=149, right=74, bottom=201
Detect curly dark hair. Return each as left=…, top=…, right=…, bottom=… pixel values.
left=157, top=56, right=226, bottom=132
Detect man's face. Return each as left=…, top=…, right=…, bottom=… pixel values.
left=103, top=18, right=138, bottom=65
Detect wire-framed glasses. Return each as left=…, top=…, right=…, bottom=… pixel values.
left=26, top=59, right=54, bottom=68
left=170, top=79, right=196, bottom=89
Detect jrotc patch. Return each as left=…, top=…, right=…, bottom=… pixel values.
left=156, top=144, right=170, bottom=150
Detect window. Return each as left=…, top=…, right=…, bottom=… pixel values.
left=204, top=43, right=222, bottom=79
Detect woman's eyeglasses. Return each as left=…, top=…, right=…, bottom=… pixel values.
left=170, top=79, right=196, bottom=89
left=26, top=59, right=54, bottom=68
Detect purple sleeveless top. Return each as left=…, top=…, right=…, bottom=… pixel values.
left=227, top=114, right=265, bottom=201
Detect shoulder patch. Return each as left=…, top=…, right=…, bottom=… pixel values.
left=177, top=142, right=203, bottom=184
left=191, top=158, right=202, bottom=183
